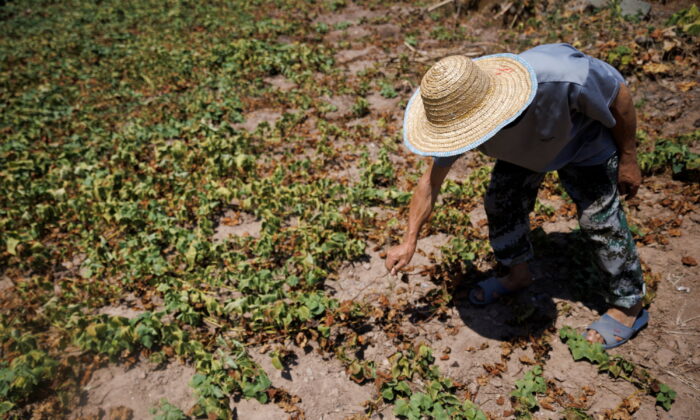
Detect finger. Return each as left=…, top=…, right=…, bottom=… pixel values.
left=385, top=257, right=396, bottom=272
left=393, top=259, right=407, bottom=274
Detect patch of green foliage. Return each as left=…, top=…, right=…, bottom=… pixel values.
left=314, top=22, right=330, bottom=34
left=0, top=0, right=422, bottom=417
left=638, top=130, right=700, bottom=177
left=563, top=407, right=594, bottom=419
left=511, top=365, right=547, bottom=419
left=66, top=308, right=273, bottom=415
left=667, top=4, right=700, bottom=36
left=430, top=25, right=467, bottom=42
left=334, top=21, right=352, bottom=30
left=560, top=326, right=676, bottom=411
left=381, top=345, right=487, bottom=420
left=352, top=97, right=371, bottom=117
left=360, top=147, right=396, bottom=188
left=606, top=45, right=634, bottom=72
left=0, top=325, right=58, bottom=415
left=534, top=199, right=555, bottom=217
left=327, top=0, right=347, bottom=12
left=151, top=399, right=189, bottom=420
left=379, top=81, right=398, bottom=99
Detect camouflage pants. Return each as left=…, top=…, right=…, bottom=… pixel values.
left=484, top=154, right=645, bottom=308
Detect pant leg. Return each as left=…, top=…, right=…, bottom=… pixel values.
left=485, top=160, right=545, bottom=267
left=557, top=154, right=645, bottom=308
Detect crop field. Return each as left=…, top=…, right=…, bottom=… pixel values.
left=1, top=0, right=699, bottom=419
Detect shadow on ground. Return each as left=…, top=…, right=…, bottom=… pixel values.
left=447, top=228, right=618, bottom=342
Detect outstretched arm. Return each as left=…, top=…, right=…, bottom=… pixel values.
left=610, top=82, right=641, bottom=199
left=385, top=159, right=452, bottom=274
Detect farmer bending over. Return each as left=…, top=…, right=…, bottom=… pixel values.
left=385, top=43, right=647, bottom=349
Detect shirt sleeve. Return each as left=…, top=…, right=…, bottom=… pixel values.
left=432, top=154, right=462, bottom=168
left=576, top=57, right=626, bottom=128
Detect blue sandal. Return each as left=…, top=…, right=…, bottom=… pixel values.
left=468, top=277, right=515, bottom=306
left=586, top=309, right=649, bottom=350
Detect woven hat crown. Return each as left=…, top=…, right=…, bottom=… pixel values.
left=420, top=55, right=491, bottom=126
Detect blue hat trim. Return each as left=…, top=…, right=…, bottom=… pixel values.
left=402, top=53, right=538, bottom=157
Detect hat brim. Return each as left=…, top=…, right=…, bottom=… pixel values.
left=403, top=53, right=537, bottom=157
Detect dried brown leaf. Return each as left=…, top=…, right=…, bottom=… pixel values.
left=643, top=62, right=671, bottom=74
left=676, top=80, right=698, bottom=92
left=681, top=256, right=698, bottom=266
left=519, top=355, right=536, bottom=365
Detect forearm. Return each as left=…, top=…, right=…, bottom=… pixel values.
left=610, top=83, right=638, bottom=163
left=385, top=161, right=450, bottom=274
left=403, top=177, right=438, bottom=244
left=402, top=160, right=451, bottom=244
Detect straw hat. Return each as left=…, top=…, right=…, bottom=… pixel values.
left=403, top=53, right=537, bottom=157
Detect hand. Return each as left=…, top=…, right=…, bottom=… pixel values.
left=618, top=156, right=641, bottom=199
left=385, top=242, right=416, bottom=275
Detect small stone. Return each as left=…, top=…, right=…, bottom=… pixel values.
left=567, top=0, right=650, bottom=17
left=363, top=263, right=371, bottom=270
left=620, top=0, right=651, bottom=17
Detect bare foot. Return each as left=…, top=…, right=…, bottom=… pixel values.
left=586, top=302, right=644, bottom=345
left=471, top=262, right=534, bottom=303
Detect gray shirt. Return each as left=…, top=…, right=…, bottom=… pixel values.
left=434, top=43, right=623, bottom=172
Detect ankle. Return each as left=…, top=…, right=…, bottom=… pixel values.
left=611, top=302, right=643, bottom=317
left=507, top=262, right=533, bottom=284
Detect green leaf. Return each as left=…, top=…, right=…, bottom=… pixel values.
left=431, top=402, right=448, bottom=420
left=394, top=398, right=413, bottom=417
left=6, top=238, right=19, bottom=256
left=216, top=186, right=232, bottom=199
left=270, top=354, right=283, bottom=370
left=655, top=383, right=677, bottom=411
left=141, top=334, right=154, bottom=349
left=559, top=326, right=609, bottom=364
left=297, top=305, right=311, bottom=321
left=410, top=392, right=432, bottom=411
left=185, top=242, right=198, bottom=267
left=317, top=325, right=330, bottom=338
left=561, top=326, right=676, bottom=410
left=0, top=401, right=14, bottom=414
